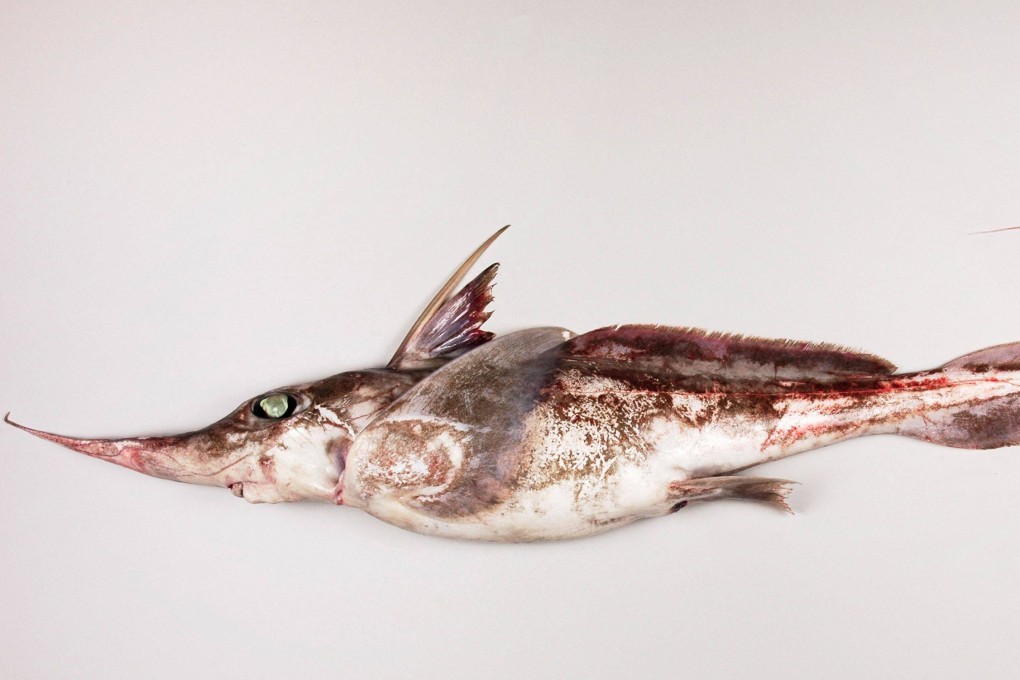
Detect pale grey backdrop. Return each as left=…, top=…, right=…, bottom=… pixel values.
left=3, top=2, right=1020, bottom=678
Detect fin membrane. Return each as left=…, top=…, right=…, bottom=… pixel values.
left=898, top=394, right=1020, bottom=449
left=567, top=325, right=895, bottom=380
left=389, top=227, right=506, bottom=370
left=668, top=476, right=797, bottom=513
left=399, top=263, right=497, bottom=365
left=899, top=340, right=1020, bottom=449
left=941, top=341, right=1020, bottom=372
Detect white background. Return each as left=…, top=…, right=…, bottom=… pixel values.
left=3, top=2, right=1020, bottom=678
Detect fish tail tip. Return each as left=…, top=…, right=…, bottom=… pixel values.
left=968, top=225, right=1020, bottom=235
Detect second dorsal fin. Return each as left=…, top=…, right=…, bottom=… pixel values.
left=387, top=227, right=507, bottom=370
left=565, top=324, right=896, bottom=379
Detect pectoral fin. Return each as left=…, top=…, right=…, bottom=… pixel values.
left=668, top=476, right=798, bottom=513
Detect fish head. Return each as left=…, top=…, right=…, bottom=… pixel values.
left=7, top=369, right=423, bottom=504
left=9, top=227, right=506, bottom=505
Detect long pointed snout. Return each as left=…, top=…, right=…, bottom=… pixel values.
left=5, top=413, right=207, bottom=482
left=5, top=408, right=346, bottom=504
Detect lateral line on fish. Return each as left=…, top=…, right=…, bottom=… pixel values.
left=555, top=377, right=1012, bottom=399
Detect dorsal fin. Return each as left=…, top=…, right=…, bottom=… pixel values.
left=387, top=227, right=507, bottom=370
left=565, top=324, right=896, bottom=379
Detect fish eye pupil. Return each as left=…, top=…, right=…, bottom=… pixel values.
left=254, top=393, right=296, bottom=419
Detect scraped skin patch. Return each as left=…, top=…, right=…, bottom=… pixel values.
left=11, top=229, right=1020, bottom=541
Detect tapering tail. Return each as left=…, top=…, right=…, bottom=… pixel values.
left=898, top=342, right=1020, bottom=449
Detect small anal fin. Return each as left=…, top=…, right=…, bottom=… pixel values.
left=668, top=476, right=797, bottom=513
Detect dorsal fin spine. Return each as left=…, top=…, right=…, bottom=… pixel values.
left=388, top=228, right=507, bottom=370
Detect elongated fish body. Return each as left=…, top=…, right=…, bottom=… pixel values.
left=344, top=326, right=1020, bottom=540
left=10, top=228, right=1020, bottom=541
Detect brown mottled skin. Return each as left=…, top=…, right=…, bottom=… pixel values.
left=10, top=230, right=1020, bottom=541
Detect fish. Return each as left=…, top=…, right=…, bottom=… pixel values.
left=8, top=227, right=1020, bottom=541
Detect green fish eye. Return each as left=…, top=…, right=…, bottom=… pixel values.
left=253, top=393, right=297, bottom=419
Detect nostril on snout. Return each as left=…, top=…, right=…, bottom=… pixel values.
left=229, top=482, right=244, bottom=497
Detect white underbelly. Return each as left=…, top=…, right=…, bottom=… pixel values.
left=358, top=452, right=691, bottom=541
left=361, top=483, right=650, bottom=541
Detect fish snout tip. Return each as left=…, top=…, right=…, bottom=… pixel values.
left=5, top=413, right=53, bottom=438
left=5, top=411, right=30, bottom=434
left=3, top=416, right=119, bottom=460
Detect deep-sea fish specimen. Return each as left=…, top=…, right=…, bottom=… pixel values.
left=9, top=228, right=1020, bottom=541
